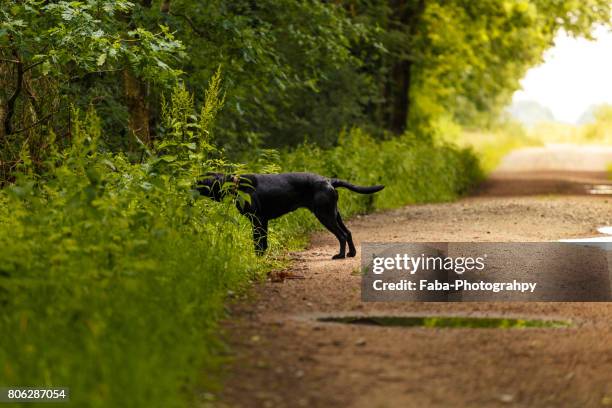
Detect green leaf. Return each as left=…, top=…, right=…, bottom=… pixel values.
left=159, top=155, right=177, bottom=163
left=41, top=60, right=51, bottom=76
left=236, top=190, right=252, bottom=205
left=96, top=53, right=106, bottom=66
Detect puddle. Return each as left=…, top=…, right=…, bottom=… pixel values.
left=317, top=315, right=570, bottom=329
left=559, top=226, right=612, bottom=246
left=598, top=226, right=612, bottom=235
left=586, top=185, right=612, bottom=195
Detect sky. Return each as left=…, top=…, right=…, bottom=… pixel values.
left=512, top=25, right=612, bottom=124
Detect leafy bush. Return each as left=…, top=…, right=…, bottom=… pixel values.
left=0, top=159, right=262, bottom=407
left=451, top=120, right=542, bottom=173
left=0, top=80, right=264, bottom=407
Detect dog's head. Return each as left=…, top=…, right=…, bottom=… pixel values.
left=196, top=172, right=230, bottom=201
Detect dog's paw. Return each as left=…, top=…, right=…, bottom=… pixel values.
left=332, top=253, right=346, bottom=260
left=347, top=251, right=356, bottom=258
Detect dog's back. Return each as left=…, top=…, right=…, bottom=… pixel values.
left=249, top=173, right=330, bottom=218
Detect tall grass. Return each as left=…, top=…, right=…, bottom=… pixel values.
left=443, top=120, right=541, bottom=173
left=450, top=104, right=612, bottom=175
left=529, top=105, right=612, bottom=145
left=0, top=166, right=262, bottom=407
left=0, top=86, right=483, bottom=407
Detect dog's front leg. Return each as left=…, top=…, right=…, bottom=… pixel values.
left=251, top=216, right=269, bottom=256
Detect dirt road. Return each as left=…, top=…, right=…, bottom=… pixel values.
left=219, top=145, right=612, bottom=408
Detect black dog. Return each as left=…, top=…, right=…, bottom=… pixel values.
left=197, top=172, right=384, bottom=259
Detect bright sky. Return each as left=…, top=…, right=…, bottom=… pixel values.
left=513, top=25, right=612, bottom=124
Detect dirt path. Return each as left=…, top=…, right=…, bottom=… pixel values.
left=218, top=145, right=612, bottom=408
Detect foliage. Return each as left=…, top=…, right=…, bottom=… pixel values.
left=503, top=104, right=612, bottom=148
left=403, top=0, right=612, bottom=132
left=450, top=119, right=542, bottom=173
left=581, top=105, right=612, bottom=143
left=164, top=0, right=371, bottom=150
left=0, top=0, right=184, bottom=178
left=300, top=0, right=611, bottom=139
left=156, top=68, right=225, bottom=175
left=4, top=0, right=611, bottom=166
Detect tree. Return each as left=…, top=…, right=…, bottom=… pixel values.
left=346, top=0, right=612, bottom=135
left=162, top=0, right=370, bottom=150
left=0, top=0, right=182, bottom=177
left=3, top=0, right=612, bottom=170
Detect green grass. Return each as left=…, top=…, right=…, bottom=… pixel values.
left=0, top=128, right=482, bottom=407
left=0, top=160, right=265, bottom=407
left=451, top=125, right=541, bottom=174
left=452, top=106, right=612, bottom=175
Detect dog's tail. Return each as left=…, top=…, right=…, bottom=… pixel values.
left=331, top=179, right=384, bottom=194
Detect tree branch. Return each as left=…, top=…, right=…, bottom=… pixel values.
left=160, top=0, right=170, bottom=13
left=11, top=111, right=55, bottom=135
left=170, top=12, right=209, bottom=39
left=4, top=48, right=23, bottom=136
left=23, top=60, right=45, bottom=72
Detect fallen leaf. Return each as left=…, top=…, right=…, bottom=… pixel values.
left=268, top=270, right=305, bottom=282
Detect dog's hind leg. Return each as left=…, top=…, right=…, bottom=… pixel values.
left=251, top=217, right=269, bottom=256
left=314, top=208, right=348, bottom=259
left=336, top=212, right=356, bottom=257
left=312, top=189, right=349, bottom=259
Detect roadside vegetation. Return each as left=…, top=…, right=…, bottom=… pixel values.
left=453, top=104, right=612, bottom=173
left=531, top=104, right=612, bottom=145
left=438, top=119, right=541, bottom=173
left=1, top=0, right=611, bottom=406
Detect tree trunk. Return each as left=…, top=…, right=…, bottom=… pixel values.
left=0, top=62, right=8, bottom=141
left=388, top=59, right=412, bottom=134
left=160, top=0, right=170, bottom=13
left=4, top=48, right=23, bottom=137
left=384, top=0, right=425, bottom=135
left=123, top=69, right=150, bottom=147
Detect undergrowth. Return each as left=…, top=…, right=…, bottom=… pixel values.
left=445, top=120, right=541, bottom=173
